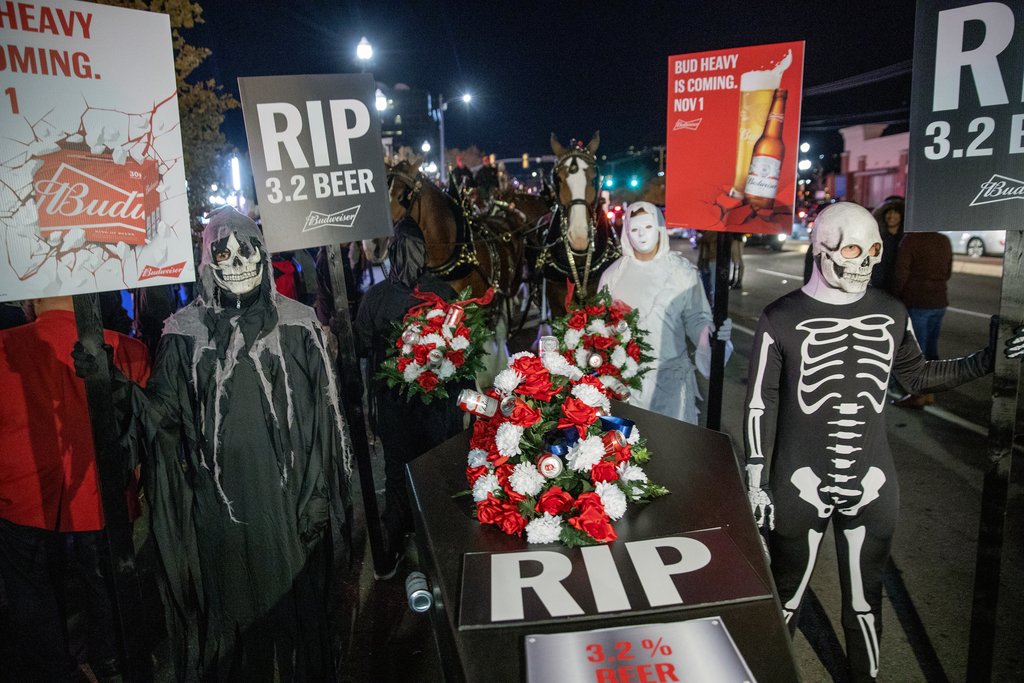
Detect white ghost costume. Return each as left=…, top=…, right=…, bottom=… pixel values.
left=598, top=202, right=730, bottom=423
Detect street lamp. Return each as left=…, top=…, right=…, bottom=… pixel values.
left=798, top=159, right=812, bottom=171
left=800, top=141, right=810, bottom=153
left=421, top=141, right=431, bottom=153
left=436, top=92, right=472, bottom=184
left=375, top=88, right=387, bottom=112
left=356, top=36, right=373, bottom=64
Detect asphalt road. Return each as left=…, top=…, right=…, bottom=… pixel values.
left=678, top=238, right=1024, bottom=682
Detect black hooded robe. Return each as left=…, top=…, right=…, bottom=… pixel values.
left=141, top=208, right=350, bottom=682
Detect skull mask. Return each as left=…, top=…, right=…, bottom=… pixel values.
left=210, top=232, right=263, bottom=295
left=812, top=202, right=882, bottom=293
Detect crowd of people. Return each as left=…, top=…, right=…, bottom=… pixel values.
left=0, top=186, right=1006, bottom=682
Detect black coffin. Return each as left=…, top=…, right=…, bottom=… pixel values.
left=406, top=401, right=799, bottom=682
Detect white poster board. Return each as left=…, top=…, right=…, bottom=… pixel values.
left=0, top=0, right=193, bottom=302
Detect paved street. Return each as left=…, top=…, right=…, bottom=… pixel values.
left=339, top=240, right=1024, bottom=682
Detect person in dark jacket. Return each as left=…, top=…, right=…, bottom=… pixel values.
left=355, top=217, right=465, bottom=579
left=892, top=231, right=954, bottom=407
left=868, top=197, right=904, bottom=293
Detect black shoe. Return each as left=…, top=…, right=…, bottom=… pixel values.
left=373, top=548, right=405, bottom=581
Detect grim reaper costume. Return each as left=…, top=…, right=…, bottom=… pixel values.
left=598, top=201, right=731, bottom=424
left=743, top=202, right=996, bottom=682
left=141, top=207, right=351, bottom=681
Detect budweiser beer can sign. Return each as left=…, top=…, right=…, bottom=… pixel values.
left=0, top=1, right=192, bottom=302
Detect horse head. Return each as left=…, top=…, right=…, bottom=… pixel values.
left=386, top=158, right=424, bottom=225
left=551, top=132, right=600, bottom=252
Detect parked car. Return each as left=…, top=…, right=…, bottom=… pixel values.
left=940, top=230, right=1005, bottom=258
left=743, top=231, right=787, bottom=251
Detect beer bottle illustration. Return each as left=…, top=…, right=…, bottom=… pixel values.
left=743, top=89, right=787, bottom=210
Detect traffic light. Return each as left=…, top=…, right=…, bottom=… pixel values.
left=604, top=176, right=615, bottom=189
left=522, top=153, right=529, bottom=169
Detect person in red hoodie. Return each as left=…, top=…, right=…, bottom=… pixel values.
left=0, top=295, right=150, bottom=682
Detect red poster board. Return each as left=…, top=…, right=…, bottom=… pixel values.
left=665, top=41, right=804, bottom=234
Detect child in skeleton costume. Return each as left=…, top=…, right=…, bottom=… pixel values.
left=133, top=208, right=351, bottom=681
left=743, top=202, right=1000, bottom=682
left=599, top=201, right=731, bottom=424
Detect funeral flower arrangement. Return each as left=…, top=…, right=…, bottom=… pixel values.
left=460, top=341, right=668, bottom=547
left=378, top=288, right=494, bottom=404
left=549, top=286, right=654, bottom=400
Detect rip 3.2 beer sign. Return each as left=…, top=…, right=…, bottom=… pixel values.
left=239, top=73, right=392, bottom=252
left=907, top=0, right=1024, bottom=233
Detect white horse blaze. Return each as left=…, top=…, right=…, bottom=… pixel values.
left=562, top=157, right=591, bottom=251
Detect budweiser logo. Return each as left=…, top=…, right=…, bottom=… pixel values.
left=35, top=163, right=147, bottom=226
left=970, top=174, right=1024, bottom=207
left=302, top=205, right=361, bottom=232
left=673, top=117, right=703, bottom=131
left=139, top=261, right=187, bottom=280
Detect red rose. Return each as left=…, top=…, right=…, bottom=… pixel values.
left=477, top=494, right=504, bottom=525
left=591, top=460, right=620, bottom=483
left=567, top=309, right=588, bottom=330
left=498, top=504, right=528, bottom=536
left=447, top=349, right=466, bottom=367
left=596, top=363, right=620, bottom=378
left=568, top=504, right=617, bottom=543
left=626, top=340, right=641, bottom=362
left=575, top=374, right=609, bottom=394
left=557, top=396, right=599, bottom=432
left=609, top=299, right=632, bottom=323
left=423, top=316, right=444, bottom=333
left=614, top=444, right=632, bottom=464
left=511, top=356, right=557, bottom=401
left=455, top=325, right=471, bottom=338
left=589, top=335, right=617, bottom=351
left=466, top=465, right=489, bottom=486
left=396, top=357, right=411, bottom=373
left=575, top=491, right=604, bottom=512
left=413, top=344, right=431, bottom=366
left=507, top=398, right=542, bottom=428
left=417, top=371, right=439, bottom=391
left=585, top=305, right=606, bottom=316
left=470, top=418, right=499, bottom=454
left=536, top=486, right=574, bottom=516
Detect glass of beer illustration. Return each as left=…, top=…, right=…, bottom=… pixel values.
left=730, top=50, right=793, bottom=198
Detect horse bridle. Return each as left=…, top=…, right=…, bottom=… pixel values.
left=552, top=148, right=603, bottom=297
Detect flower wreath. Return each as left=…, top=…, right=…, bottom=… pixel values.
left=461, top=345, right=668, bottom=547
left=549, top=284, right=655, bottom=400
left=378, top=287, right=494, bottom=404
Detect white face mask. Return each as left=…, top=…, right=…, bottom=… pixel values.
left=627, top=215, right=659, bottom=255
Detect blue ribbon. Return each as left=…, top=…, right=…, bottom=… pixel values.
left=549, top=426, right=581, bottom=457
left=549, top=443, right=569, bottom=457
left=599, top=415, right=634, bottom=438
left=561, top=427, right=580, bottom=447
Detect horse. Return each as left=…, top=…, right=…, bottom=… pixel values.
left=530, top=132, right=620, bottom=318
left=386, top=158, right=526, bottom=383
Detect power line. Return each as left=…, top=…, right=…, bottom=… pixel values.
left=804, top=60, right=913, bottom=97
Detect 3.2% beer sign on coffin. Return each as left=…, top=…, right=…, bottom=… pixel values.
left=525, top=619, right=755, bottom=683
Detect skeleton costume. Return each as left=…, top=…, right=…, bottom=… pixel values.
left=599, top=202, right=729, bottom=424
left=744, top=203, right=993, bottom=682
left=140, top=207, right=351, bottom=682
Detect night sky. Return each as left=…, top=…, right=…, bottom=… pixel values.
left=189, top=0, right=918, bottom=162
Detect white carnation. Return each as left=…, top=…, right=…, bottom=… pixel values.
left=596, top=481, right=628, bottom=520
left=494, top=368, right=523, bottom=394
left=622, top=357, right=639, bottom=379
left=542, top=352, right=583, bottom=380
left=571, top=383, right=610, bottom=412
left=421, top=333, right=446, bottom=348
left=566, top=435, right=604, bottom=472
left=467, top=448, right=490, bottom=468
left=403, top=362, right=423, bottom=382
left=450, top=335, right=470, bottom=351
left=438, top=359, right=457, bottom=380
left=509, top=462, right=546, bottom=497
left=626, top=426, right=641, bottom=445
left=564, top=328, right=582, bottom=349
left=402, top=343, right=413, bottom=355
left=587, top=318, right=609, bottom=336
left=509, top=351, right=535, bottom=363
left=619, top=326, right=632, bottom=343
left=575, top=347, right=590, bottom=368
left=617, top=462, right=648, bottom=497
left=495, top=422, right=525, bottom=457
left=610, top=345, right=628, bottom=368
left=472, top=473, right=500, bottom=501
left=426, top=309, right=445, bottom=319
left=526, top=513, right=563, bottom=544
